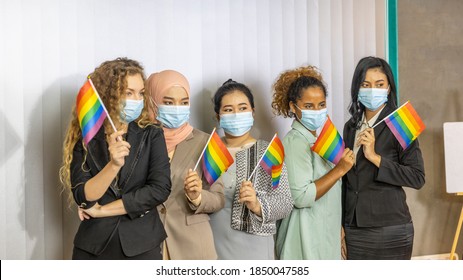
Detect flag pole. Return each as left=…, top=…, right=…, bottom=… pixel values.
left=247, top=133, right=277, bottom=181
left=371, top=100, right=409, bottom=129
left=193, top=127, right=216, bottom=171
left=88, top=78, right=118, bottom=133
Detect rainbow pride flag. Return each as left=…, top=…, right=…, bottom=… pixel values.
left=271, top=164, right=283, bottom=189
left=311, top=116, right=345, bottom=164
left=202, top=131, right=234, bottom=185
left=76, top=79, right=108, bottom=145
left=259, top=134, right=285, bottom=189
left=384, top=101, right=425, bottom=150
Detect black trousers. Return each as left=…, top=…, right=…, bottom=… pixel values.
left=344, top=222, right=414, bottom=260
left=72, top=229, right=162, bottom=260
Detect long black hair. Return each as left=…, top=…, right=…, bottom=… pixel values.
left=348, top=56, right=398, bottom=129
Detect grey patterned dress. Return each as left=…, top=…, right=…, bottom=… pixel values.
left=209, top=140, right=293, bottom=260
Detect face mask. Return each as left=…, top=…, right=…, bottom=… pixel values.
left=120, top=99, right=144, bottom=123
left=295, top=106, right=327, bottom=131
left=358, top=88, right=388, bottom=111
left=220, top=112, right=254, bottom=136
left=156, top=105, right=190, bottom=128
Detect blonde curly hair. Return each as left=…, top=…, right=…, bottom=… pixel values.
left=271, top=65, right=327, bottom=117
left=59, top=58, right=150, bottom=206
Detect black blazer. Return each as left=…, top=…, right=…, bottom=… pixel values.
left=70, top=122, right=171, bottom=256
left=342, top=102, right=425, bottom=227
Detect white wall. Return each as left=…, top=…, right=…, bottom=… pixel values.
left=0, top=0, right=385, bottom=259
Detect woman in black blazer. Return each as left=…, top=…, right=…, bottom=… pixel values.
left=60, top=58, right=171, bottom=259
left=342, top=56, right=425, bottom=259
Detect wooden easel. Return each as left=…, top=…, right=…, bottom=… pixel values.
left=450, top=192, right=463, bottom=260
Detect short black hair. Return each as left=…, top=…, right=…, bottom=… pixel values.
left=212, top=79, right=255, bottom=114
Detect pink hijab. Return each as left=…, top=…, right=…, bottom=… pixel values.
left=146, top=70, right=194, bottom=152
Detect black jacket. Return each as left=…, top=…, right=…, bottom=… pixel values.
left=70, top=122, right=171, bottom=256
left=342, top=102, right=425, bottom=227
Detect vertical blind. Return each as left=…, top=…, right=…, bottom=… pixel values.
left=0, top=0, right=385, bottom=259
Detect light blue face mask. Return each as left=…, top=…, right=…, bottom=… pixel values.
left=295, top=106, right=328, bottom=131
left=156, top=105, right=190, bottom=128
left=358, top=88, right=388, bottom=111
left=220, top=112, right=254, bottom=136
left=120, top=99, right=144, bottom=123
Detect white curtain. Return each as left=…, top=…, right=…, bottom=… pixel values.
left=0, top=0, right=385, bottom=259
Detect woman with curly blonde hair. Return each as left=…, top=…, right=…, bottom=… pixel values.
left=272, top=66, right=354, bottom=259
left=60, top=57, right=171, bottom=259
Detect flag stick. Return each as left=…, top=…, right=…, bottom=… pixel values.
left=193, top=127, right=216, bottom=171
left=371, top=100, right=409, bottom=129
left=88, top=78, right=118, bottom=133
left=247, top=133, right=277, bottom=181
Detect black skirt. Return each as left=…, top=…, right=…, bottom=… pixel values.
left=344, top=221, right=414, bottom=260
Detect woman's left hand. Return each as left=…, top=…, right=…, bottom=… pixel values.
left=356, top=127, right=381, bottom=167
left=239, top=181, right=262, bottom=216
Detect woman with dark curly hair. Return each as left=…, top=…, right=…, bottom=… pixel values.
left=272, top=66, right=354, bottom=259
left=60, top=58, right=171, bottom=259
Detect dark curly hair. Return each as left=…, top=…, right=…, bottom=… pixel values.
left=272, top=66, right=327, bottom=118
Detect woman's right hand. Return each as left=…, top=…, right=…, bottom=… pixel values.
left=184, top=169, right=203, bottom=202
left=336, top=148, right=355, bottom=174
left=77, top=207, right=91, bottom=221
left=107, top=130, right=131, bottom=167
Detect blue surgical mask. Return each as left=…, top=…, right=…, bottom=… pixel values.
left=120, top=99, right=144, bottom=123
left=220, top=112, right=254, bottom=136
left=358, top=88, right=388, bottom=111
left=156, top=105, right=190, bottom=128
left=295, top=106, right=327, bottom=131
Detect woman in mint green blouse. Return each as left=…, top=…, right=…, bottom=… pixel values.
left=272, top=66, right=355, bottom=259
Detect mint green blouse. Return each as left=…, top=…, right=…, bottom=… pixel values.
left=276, top=120, right=342, bottom=259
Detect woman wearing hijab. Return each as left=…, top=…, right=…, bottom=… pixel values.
left=145, top=70, right=224, bottom=260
